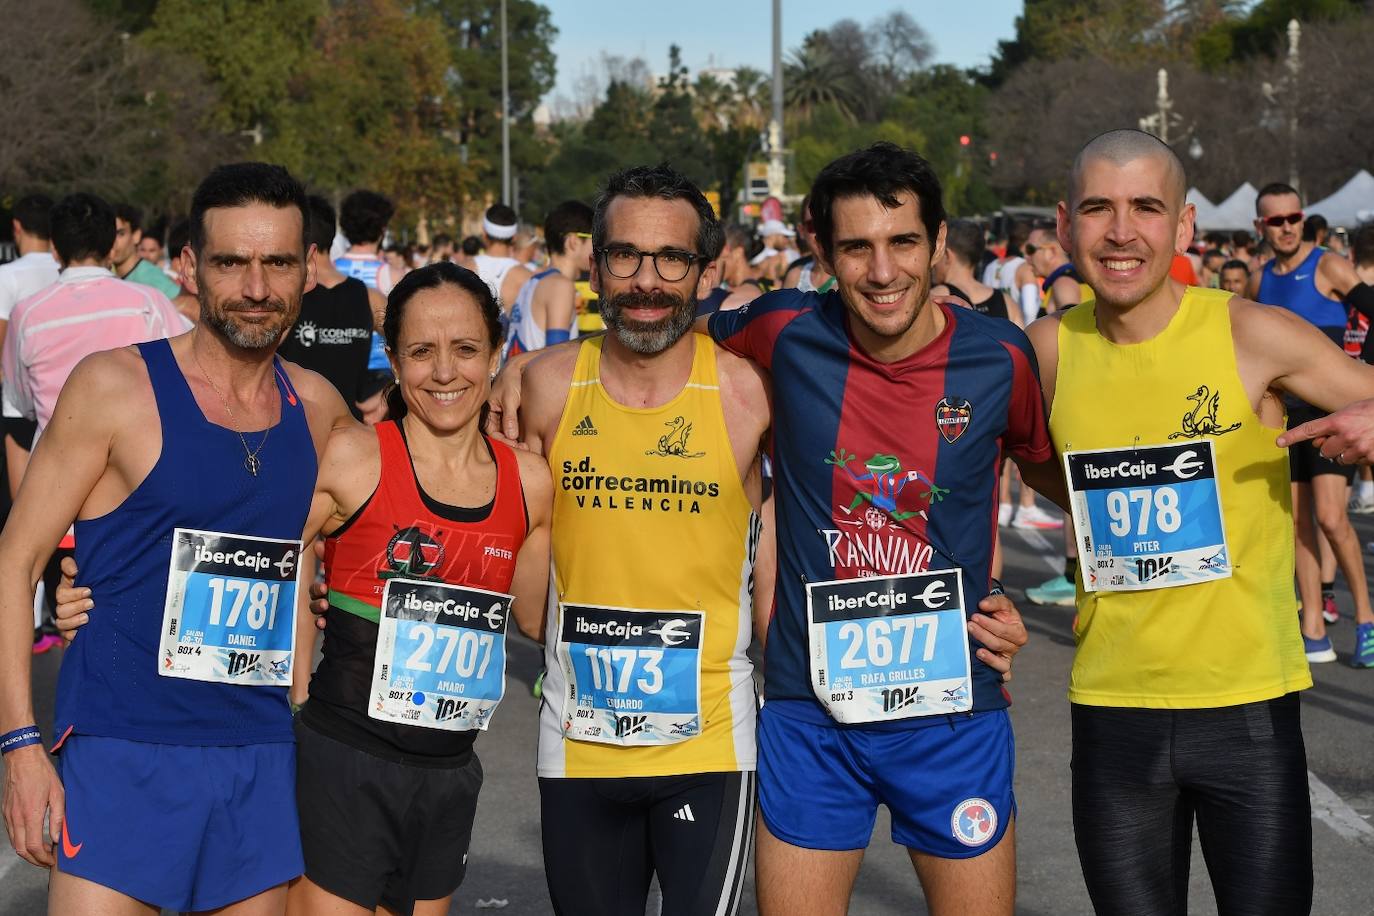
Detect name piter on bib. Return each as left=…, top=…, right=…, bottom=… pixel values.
left=370, top=578, right=511, bottom=732
left=1066, top=441, right=1230, bottom=592
left=159, top=528, right=301, bottom=686
left=558, top=604, right=703, bottom=746
left=806, top=570, right=973, bottom=724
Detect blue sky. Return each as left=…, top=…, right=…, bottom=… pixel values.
left=542, top=1, right=1023, bottom=106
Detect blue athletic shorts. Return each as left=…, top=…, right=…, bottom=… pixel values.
left=56, top=734, right=303, bottom=911
left=757, top=700, right=1015, bottom=857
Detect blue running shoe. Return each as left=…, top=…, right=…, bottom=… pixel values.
left=1026, top=574, right=1076, bottom=607
left=1353, top=623, right=1374, bottom=668
left=1304, top=634, right=1336, bottom=664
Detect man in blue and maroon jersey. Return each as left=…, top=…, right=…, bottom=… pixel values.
left=707, top=142, right=1065, bottom=915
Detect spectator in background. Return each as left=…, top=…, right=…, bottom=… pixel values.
left=1200, top=248, right=1227, bottom=288
left=698, top=224, right=766, bottom=315
left=112, top=204, right=182, bottom=301
left=1219, top=258, right=1250, bottom=295
left=1231, top=229, right=1256, bottom=262
left=0, top=195, right=58, bottom=355
left=456, top=234, right=482, bottom=271
left=335, top=189, right=396, bottom=296
left=136, top=230, right=172, bottom=279
left=163, top=218, right=200, bottom=325
left=1304, top=213, right=1330, bottom=249
left=429, top=233, right=455, bottom=263
left=278, top=195, right=377, bottom=421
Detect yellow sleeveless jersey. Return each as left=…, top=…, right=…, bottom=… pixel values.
left=537, top=334, right=758, bottom=777
left=1041, top=280, right=1096, bottom=313
left=1051, top=286, right=1311, bottom=708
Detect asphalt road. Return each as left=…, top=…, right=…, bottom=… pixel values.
left=3, top=508, right=1372, bottom=915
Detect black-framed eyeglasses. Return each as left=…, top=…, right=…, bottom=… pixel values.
left=596, top=245, right=708, bottom=282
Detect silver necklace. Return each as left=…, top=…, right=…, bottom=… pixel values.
left=191, top=344, right=272, bottom=477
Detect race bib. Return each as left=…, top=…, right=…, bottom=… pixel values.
left=557, top=604, right=703, bottom=746
left=806, top=570, right=973, bottom=724
left=1065, top=441, right=1231, bottom=592
left=158, top=528, right=300, bottom=686
left=369, top=579, right=510, bottom=732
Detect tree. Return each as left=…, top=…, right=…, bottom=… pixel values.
left=785, top=31, right=865, bottom=123
left=866, top=11, right=933, bottom=81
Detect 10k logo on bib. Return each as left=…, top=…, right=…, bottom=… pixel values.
left=158, top=528, right=300, bottom=686
left=1065, top=441, right=1231, bottom=592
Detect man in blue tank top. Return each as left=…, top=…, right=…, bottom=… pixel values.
left=0, top=162, right=353, bottom=914
left=1251, top=181, right=1374, bottom=668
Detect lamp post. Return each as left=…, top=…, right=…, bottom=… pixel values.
left=766, top=0, right=786, bottom=199
left=501, top=0, right=511, bottom=206
left=1285, top=18, right=1301, bottom=193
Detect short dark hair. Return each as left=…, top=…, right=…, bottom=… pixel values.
left=168, top=218, right=191, bottom=259
left=1202, top=249, right=1226, bottom=266
left=1303, top=213, right=1328, bottom=242
left=114, top=203, right=142, bottom=233
left=1006, top=219, right=1031, bottom=256
left=461, top=235, right=483, bottom=256
left=431, top=233, right=453, bottom=248
left=544, top=200, right=593, bottom=256
left=943, top=219, right=984, bottom=268
left=190, top=162, right=309, bottom=255
left=382, top=262, right=502, bottom=420
left=1351, top=223, right=1374, bottom=268
left=50, top=193, right=116, bottom=265
left=723, top=223, right=751, bottom=250
left=305, top=195, right=336, bottom=253
left=1220, top=259, right=1249, bottom=275
left=1256, top=182, right=1300, bottom=214
left=809, top=142, right=945, bottom=258
left=12, top=194, right=53, bottom=240
left=592, top=164, right=723, bottom=261
left=1230, top=229, right=1253, bottom=249
left=339, top=189, right=393, bottom=245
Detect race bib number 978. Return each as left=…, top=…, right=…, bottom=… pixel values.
left=369, top=579, right=510, bottom=732
left=158, top=528, right=300, bottom=686
left=1066, top=441, right=1231, bottom=592
left=806, top=570, right=973, bottom=724
left=558, top=605, right=703, bottom=746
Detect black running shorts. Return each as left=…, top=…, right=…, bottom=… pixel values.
left=294, top=718, right=482, bottom=916
left=539, top=770, right=756, bottom=916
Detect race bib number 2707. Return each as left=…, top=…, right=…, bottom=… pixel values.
left=158, top=528, right=300, bottom=686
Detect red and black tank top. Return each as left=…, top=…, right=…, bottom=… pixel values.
left=303, top=418, right=527, bottom=764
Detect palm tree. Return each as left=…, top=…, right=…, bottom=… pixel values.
left=784, top=32, right=862, bottom=123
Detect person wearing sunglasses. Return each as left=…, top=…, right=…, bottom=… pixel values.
left=502, top=200, right=593, bottom=362
left=1251, top=182, right=1374, bottom=668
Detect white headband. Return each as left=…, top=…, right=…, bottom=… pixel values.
left=483, top=216, right=517, bottom=240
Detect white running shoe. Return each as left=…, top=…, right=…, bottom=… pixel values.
left=998, top=503, right=1013, bottom=527
left=1013, top=504, right=1064, bottom=530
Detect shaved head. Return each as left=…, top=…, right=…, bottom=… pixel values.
left=1070, top=129, right=1187, bottom=210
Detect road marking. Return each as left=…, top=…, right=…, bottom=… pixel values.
left=1310, top=770, right=1374, bottom=850
left=1007, top=527, right=1066, bottom=573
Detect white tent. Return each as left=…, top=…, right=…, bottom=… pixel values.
left=1304, top=170, right=1374, bottom=228
left=1203, top=182, right=1259, bottom=231
left=1186, top=187, right=1222, bottom=228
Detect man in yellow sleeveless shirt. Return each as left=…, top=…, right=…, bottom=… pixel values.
left=1024, top=129, right=1374, bottom=914
left=517, top=165, right=772, bottom=915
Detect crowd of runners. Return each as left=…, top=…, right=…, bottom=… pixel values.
left=1, top=127, right=1373, bottom=916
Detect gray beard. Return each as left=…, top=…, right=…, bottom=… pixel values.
left=600, top=293, right=697, bottom=355
left=201, top=306, right=288, bottom=350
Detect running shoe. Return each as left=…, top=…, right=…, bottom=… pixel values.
left=1303, top=634, right=1336, bottom=663
left=1349, top=496, right=1374, bottom=515
left=1322, top=593, right=1340, bottom=626
left=1026, top=574, right=1076, bottom=606
left=31, top=633, right=62, bottom=655
left=1353, top=623, right=1374, bottom=668
left=998, top=503, right=1013, bottom=527
left=1013, top=504, right=1064, bottom=530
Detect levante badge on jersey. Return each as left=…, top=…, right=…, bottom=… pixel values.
left=935, top=396, right=972, bottom=444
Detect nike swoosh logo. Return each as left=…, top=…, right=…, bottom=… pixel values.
left=1294, top=273, right=1311, bottom=280
left=61, top=819, right=82, bottom=858
left=274, top=365, right=300, bottom=406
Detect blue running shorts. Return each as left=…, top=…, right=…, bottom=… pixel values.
left=56, top=734, right=303, bottom=911
left=757, top=700, right=1014, bottom=857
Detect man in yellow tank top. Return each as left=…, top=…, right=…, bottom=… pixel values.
left=516, top=165, right=772, bottom=916
left=1024, top=128, right=1374, bottom=915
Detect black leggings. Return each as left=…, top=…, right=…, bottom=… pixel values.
left=1071, top=694, right=1312, bottom=916
left=539, top=771, right=756, bottom=916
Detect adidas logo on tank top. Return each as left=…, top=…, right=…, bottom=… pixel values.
left=572, top=415, right=597, bottom=436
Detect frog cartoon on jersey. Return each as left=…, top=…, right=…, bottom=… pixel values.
left=825, top=449, right=950, bottom=523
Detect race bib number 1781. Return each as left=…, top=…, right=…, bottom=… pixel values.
left=158, top=528, right=300, bottom=686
